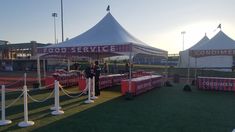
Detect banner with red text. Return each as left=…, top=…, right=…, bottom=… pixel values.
left=197, top=76, right=235, bottom=91
left=189, top=49, right=235, bottom=57
left=37, top=44, right=131, bottom=54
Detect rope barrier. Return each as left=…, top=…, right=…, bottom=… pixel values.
left=5, top=92, right=24, bottom=109
left=0, top=92, right=24, bottom=111
left=60, top=86, right=86, bottom=99
left=5, top=76, right=24, bottom=88
left=59, top=82, right=85, bottom=94
left=27, top=89, right=55, bottom=103
left=27, top=83, right=55, bottom=92
left=38, top=83, right=55, bottom=90
left=5, top=88, right=23, bottom=92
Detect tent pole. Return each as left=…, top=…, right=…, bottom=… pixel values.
left=43, top=59, right=46, bottom=78
left=67, top=58, right=70, bottom=71
left=178, top=52, right=182, bottom=67
left=165, top=55, right=168, bottom=82
left=128, top=51, right=132, bottom=94
left=37, top=56, right=41, bottom=87
left=187, top=55, right=190, bottom=84
left=194, top=58, right=197, bottom=82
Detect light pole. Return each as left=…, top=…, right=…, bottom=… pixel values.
left=181, top=31, right=186, bottom=51
left=61, top=0, right=64, bottom=42
left=52, top=13, right=58, bottom=44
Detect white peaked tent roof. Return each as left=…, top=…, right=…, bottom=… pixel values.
left=193, top=31, right=235, bottom=50
left=41, top=12, right=167, bottom=58
left=178, top=35, right=209, bottom=68
left=188, top=35, right=210, bottom=50
left=50, top=12, right=147, bottom=47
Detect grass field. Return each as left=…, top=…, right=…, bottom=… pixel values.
left=1, top=84, right=235, bottom=132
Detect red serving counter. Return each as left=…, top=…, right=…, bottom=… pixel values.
left=45, top=70, right=79, bottom=88
left=99, top=76, right=113, bottom=89
left=78, top=78, right=87, bottom=91
left=106, top=74, right=128, bottom=85
left=151, top=75, right=163, bottom=89
left=197, top=76, right=235, bottom=91
left=78, top=75, right=113, bottom=91
left=121, top=75, right=162, bottom=96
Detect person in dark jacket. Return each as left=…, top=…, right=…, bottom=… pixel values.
left=84, top=64, right=93, bottom=79
left=94, top=61, right=101, bottom=96
left=84, top=63, right=94, bottom=94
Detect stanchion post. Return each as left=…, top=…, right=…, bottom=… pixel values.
left=18, top=84, right=34, bottom=127
left=51, top=81, right=64, bottom=115
left=50, top=80, right=61, bottom=110
left=91, top=76, right=98, bottom=100
left=0, top=85, right=12, bottom=126
left=24, top=73, right=26, bottom=86
left=84, top=78, right=94, bottom=104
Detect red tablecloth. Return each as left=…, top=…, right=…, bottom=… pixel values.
left=45, top=75, right=79, bottom=89
left=151, top=75, right=163, bottom=89
left=121, top=75, right=162, bottom=96
left=197, top=76, right=235, bottom=91
left=99, top=76, right=113, bottom=89
left=78, top=75, right=113, bottom=91
left=78, top=78, right=86, bottom=91
left=45, top=77, right=55, bottom=89
left=106, top=74, right=128, bottom=85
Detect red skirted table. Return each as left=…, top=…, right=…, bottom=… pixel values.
left=78, top=75, right=113, bottom=91
left=121, top=75, right=162, bottom=96
left=197, top=76, right=235, bottom=91
left=106, top=74, right=128, bottom=85
left=78, top=78, right=87, bottom=91
left=44, top=77, right=55, bottom=89
left=99, top=76, right=113, bottom=89
left=151, top=75, right=163, bottom=89
left=45, top=72, right=79, bottom=89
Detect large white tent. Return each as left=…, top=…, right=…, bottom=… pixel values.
left=38, top=12, right=167, bottom=58
left=178, top=31, right=235, bottom=70
left=178, top=34, right=209, bottom=68
left=37, top=12, right=167, bottom=86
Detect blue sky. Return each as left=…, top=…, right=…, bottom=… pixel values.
left=0, top=0, right=235, bottom=53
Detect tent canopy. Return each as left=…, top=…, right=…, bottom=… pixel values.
left=178, top=34, right=209, bottom=68
left=189, top=35, right=210, bottom=50
left=38, top=12, right=167, bottom=58
left=190, top=31, right=235, bottom=57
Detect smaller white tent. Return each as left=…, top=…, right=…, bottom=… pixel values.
left=178, top=31, right=235, bottom=70
left=178, top=34, right=209, bottom=68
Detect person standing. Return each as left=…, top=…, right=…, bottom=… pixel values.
left=125, top=62, right=129, bottom=73
left=94, top=61, right=101, bottom=96
left=103, top=62, right=108, bottom=74
left=84, top=63, right=94, bottom=93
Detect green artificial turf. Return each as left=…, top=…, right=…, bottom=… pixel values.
left=1, top=84, right=235, bottom=132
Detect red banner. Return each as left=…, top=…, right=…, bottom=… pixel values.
left=189, top=49, right=235, bottom=57
left=121, top=75, right=162, bottom=96
left=37, top=44, right=131, bottom=54
left=197, top=76, right=235, bottom=91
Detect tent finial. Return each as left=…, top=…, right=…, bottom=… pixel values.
left=106, top=5, right=110, bottom=12
left=217, top=24, right=221, bottom=30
